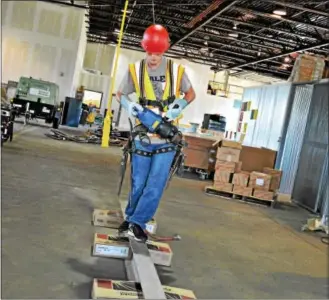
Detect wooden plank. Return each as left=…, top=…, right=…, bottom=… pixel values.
left=204, top=186, right=276, bottom=207
left=119, top=200, right=166, bottom=299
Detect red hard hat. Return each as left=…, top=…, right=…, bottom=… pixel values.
left=141, top=24, right=170, bottom=54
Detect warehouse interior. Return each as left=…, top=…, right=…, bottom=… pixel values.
left=1, top=0, right=329, bottom=299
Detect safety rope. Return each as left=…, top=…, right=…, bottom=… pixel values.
left=152, top=0, right=155, bottom=23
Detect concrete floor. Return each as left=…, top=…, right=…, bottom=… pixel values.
left=1, top=123, right=328, bottom=299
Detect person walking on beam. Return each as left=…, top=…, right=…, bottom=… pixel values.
left=116, top=24, right=196, bottom=242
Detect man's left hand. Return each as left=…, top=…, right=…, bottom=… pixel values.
left=165, top=99, right=188, bottom=121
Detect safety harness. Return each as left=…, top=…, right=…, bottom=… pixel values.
left=128, top=58, right=185, bottom=112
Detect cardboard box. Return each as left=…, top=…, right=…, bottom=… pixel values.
left=92, top=279, right=197, bottom=299
left=233, top=185, right=253, bottom=197
left=214, top=171, right=233, bottom=183
left=213, top=182, right=233, bottom=193
left=219, top=140, right=242, bottom=150
left=93, top=233, right=131, bottom=259
left=253, top=189, right=274, bottom=201
left=232, top=172, right=250, bottom=187
left=277, top=193, right=292, bottom=203
left=93, top=210, right=157, bottom=234
left=249, top=172, right=271, bottom=191
left=216, top=147, right=241, bottom=163
left=263, top=168, right=282, bottom=191
left=215, top=160, right=241, bottom=173
left=93, top=233, right=173, bottom=266
left=240, top=146, right=277, bottom=172
left=93, top=209, right=123, bottom=228
left=235, top=161, right=242, bottom=173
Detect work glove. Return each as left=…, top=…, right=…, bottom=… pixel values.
left=120, top=95, right=143, bottom=118
left=165, top=98, right=188, bottom=121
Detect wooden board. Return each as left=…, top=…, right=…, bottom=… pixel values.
left=204, top=186, right=277, bottom=208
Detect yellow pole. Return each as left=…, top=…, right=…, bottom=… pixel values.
left=101, top=0, right=129, bottom=147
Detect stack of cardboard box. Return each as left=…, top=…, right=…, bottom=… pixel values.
left=247, top=168, right=283, bottom=200
left=212, top=141, right=283, bottom=201
left=232, top=172, right=253, bottom=196
left=213, top=140, right=242, bottom=193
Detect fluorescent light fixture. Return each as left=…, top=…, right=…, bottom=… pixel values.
left=228, top=32, right=239, bottom=38
left=273, top=7, right=287, bottom=16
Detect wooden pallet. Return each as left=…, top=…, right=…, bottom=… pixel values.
left=204, top=186, right=277, bottom=208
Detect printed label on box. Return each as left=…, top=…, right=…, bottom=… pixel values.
left=256, top=178, right=264, bottom=186
left=94, top=244, right=129, bottom=258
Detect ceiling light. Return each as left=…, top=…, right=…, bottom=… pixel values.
left=233, top=23, right=238, bottom=30
left=273, top=7, right=287, bottom=16
left=228, top=32, right=239, bottom=38
left=284, top=56, right=291, bottom=63
left=204, top=41, right=208, bottom=46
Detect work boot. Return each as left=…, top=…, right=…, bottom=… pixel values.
left=128, top=223, right=148, bottom=243
left=118, top=220, right=129, bottom=236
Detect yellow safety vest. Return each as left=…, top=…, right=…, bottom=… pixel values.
left=129, top=59, right=185, bottom=125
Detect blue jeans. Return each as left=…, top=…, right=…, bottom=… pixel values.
left=125, top=140, right=176, bottom=229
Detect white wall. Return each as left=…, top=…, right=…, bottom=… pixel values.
left=1, top=1, right=86, bottom=103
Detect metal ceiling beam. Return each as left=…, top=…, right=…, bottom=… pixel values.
left=88, top=3, right=191, bottom=23
left=227, top=41, right=329, bottom=70
left=197, top=30, right=284, bottom=50
left=188, top=36, right=270, bottom=54
left=180, top=41, right=256, bottom=59
left=202, top=25, right=297, bottom=47
left=233, top=7, right=329, bottom=32
left=215, top=16, right=319, bottom=40
left=231, top=0, right=328, bottom=44
left=170, top=0, right=239, bottom=48
left=38, top=0, right=87, bottom=9
left=260, top=0, right=329, bottom=17
left=86, top=13, right=183, bottom=32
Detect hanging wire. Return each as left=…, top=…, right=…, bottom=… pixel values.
left=152, top=0, right=155, bottom=24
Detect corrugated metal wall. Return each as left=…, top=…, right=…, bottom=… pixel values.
left=278, top=84, right=314, bottom=195
left=321, top=182, right=329, bottom=226
left=241, top=83, right=292, bottom=151
left=292, top=82, right=329, bottom=211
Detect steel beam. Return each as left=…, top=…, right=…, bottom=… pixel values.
left=260, top=0, right=329, bottom=17
left=233, top=7, right=329, bottom=32
left=38, top=0, right=86, bottom=9
left=197, top=30, right=283, bottom=50
left=188, top=36, right=268, bottom=54
left=181, top=41, right=256, bottom=58
left=227, top=41, right=329, bottom=70
left=215, top=16, right=319, bottom=40
left=202, top=25, right=298, bottom=47
left=231, top=0, right=328, bottom=43
left=119, top=201, right=165, bottom=299
left=170, top=0, right=239, bottom=48
left=88, top=4, right=191, bottom=23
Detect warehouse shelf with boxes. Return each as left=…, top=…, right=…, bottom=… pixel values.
left=205, top=140, right=282, bottom=207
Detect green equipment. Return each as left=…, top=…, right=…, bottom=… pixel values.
left=12, top=77, right=61, bottom=127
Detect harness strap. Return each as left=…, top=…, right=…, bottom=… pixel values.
left=139, top=59, right=145, bottom=99
left=168, top=60, right=174, bottom=97
left=133, top=146, right=177, bottom=157
left=139, top=97, right=175, bottom=112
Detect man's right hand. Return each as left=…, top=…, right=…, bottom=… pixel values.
left=120, top=95, right=143, bottom=118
